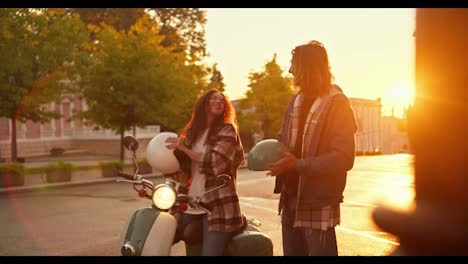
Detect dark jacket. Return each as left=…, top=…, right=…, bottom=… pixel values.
left=274, top=85, right=358, bottom=210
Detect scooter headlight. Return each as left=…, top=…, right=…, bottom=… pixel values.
left=151, top=184, right=176, bottom=210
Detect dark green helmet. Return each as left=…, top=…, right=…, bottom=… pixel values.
left=247, top=139, right=286, bottom=171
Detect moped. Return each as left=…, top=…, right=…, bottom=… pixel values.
left=117, top=136, right=273, bottom=256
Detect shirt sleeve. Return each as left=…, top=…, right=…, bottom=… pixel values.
left=204, top=124, right=242, bottom=177
left=296, top=96, right=358, bottom=176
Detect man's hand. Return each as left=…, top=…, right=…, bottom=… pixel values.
left=266, top=151, right=298, bottom=176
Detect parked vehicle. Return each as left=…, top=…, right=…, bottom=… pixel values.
left=117, top=136, right=273, bottom=256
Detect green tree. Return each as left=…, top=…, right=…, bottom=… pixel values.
left=150, top=8, right=209, bottom=94
left=150, top=8, right=207, bottom=64
left=0, top=8, right=88, bottom=161
left=70, top=8, right=145, bottom=33
left=206, top=63, right=225, bottom=92
left=78, top=15, right=202, bottom=162
left=239, top=54, right=294, bottom=139
left=71, top=8, right=207, bottom=64
left=71, top=8, right=210, bottom=120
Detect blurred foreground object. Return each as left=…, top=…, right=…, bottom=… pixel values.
left=372, top=8, right=468, bottom=256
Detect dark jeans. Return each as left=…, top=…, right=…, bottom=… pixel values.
left=180, top=213, right=233, bottom=256
left=281, top=196, right=338, bottom=256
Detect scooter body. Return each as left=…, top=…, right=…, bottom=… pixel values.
left=120, top=207, right=177, bottom=256
left=120, top=205, right=273, bottom=256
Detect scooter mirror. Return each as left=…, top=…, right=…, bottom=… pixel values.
left=123, top=136, right=139, bottom=152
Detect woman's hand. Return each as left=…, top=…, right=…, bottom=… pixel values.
left=165, top=136, right=201, bottom=161
left=165, top=136, right=183, bottom=150
left=266, top=151, right=297, bottom=176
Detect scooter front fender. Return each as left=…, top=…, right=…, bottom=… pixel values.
left=121, top=208, right=177, bottom=256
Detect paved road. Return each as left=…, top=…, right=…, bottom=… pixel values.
left=0, top=154, right=414, bottom=256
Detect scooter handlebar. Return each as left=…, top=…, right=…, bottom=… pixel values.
left=117, top=171, right=135, bottom=181
left=177, top=195, right=213, bottom=214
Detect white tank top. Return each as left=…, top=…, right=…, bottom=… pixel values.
left=185, top=129, right=209, bottom=215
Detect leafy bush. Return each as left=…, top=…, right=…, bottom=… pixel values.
left=0, top=162, right=26, bottom=187
left=1, top=162, right=26, bottom=174
left=45, top=161, right=75, bottom=183
left=45, top=161, right=75, bottom=172
left=99, top=161, right=123, bottom=178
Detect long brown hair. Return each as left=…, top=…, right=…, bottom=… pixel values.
left=291, top=40, right=334, bottom=97
left=180, top=89, right=238, bottom=145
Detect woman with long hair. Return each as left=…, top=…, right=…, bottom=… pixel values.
left=165, top=88, right=245, bottom=256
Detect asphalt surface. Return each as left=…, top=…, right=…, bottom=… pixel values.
left=0, top=154, right=415, bottom=256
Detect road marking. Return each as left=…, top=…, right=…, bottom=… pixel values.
left=336, top=226, right=399, bottom=246
left=239, top=197, right=399, bottom=246
left=237, top=177, right=272, bottom=185
left=241, top=195, right=377, bottom=209
left=240, top=198, right=277, bottom=213
left=342, top=200, right=377, bottom=208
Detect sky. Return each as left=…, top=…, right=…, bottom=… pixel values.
left=203, top=8, right=416, bottom=117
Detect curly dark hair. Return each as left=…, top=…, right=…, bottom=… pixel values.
left=180, top=88, right=238, bottom=145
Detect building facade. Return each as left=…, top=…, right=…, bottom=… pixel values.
left=0, top=94, right=159, bottom=161
left=349, top=98, right=384, bottom=154
left=1, top=95, right=409, bottom=160
left=382, top=115, right=410, bottom=154
left=349, top=97, right=410, bottom=155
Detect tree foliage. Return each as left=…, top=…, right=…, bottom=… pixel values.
left=149, top=8, right=207, bottom=64
left=206, top=63, right=225, bottom=92
left=238, top=54, right=295, bottom=139
left=70, top=8, right=145, bottom=33
left=70, top=8, right=207, bottom=64
left=77, top=15, right=203, bottom=161
left=0, top=8, right=211, bottom=161
left=71, top=8, right=210, bottom=123
left=0, top=8, right=88, bottom=160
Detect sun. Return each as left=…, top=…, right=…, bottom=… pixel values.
left=389, top=81, right=415, bottom=106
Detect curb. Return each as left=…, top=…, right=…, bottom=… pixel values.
left=1, top=165, right=249, bottom=195
left=0, top=173, right=163, bottom=195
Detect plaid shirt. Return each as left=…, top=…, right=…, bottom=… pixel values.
left=294, top=205, right=340, bottom=230
left=280, top=85, right=346, bottom=230
left=202, top=124, right=245, bottom=232
left=173, top=123, right=245, bottom=232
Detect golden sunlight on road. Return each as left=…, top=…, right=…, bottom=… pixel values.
left=347, top=154, right=415, bottom=211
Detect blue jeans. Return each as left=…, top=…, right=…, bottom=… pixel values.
left=281, top=196, right=338, bottom=256
left=180, top=213, right=233, bottom=256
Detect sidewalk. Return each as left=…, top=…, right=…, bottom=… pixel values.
left=0, top=173, right=163, bottom=195
left=19, top=153, right=124, bottom=168
left=0, top=153, right=248, bottom=195
left=0, top=153, right=162, bottom=195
